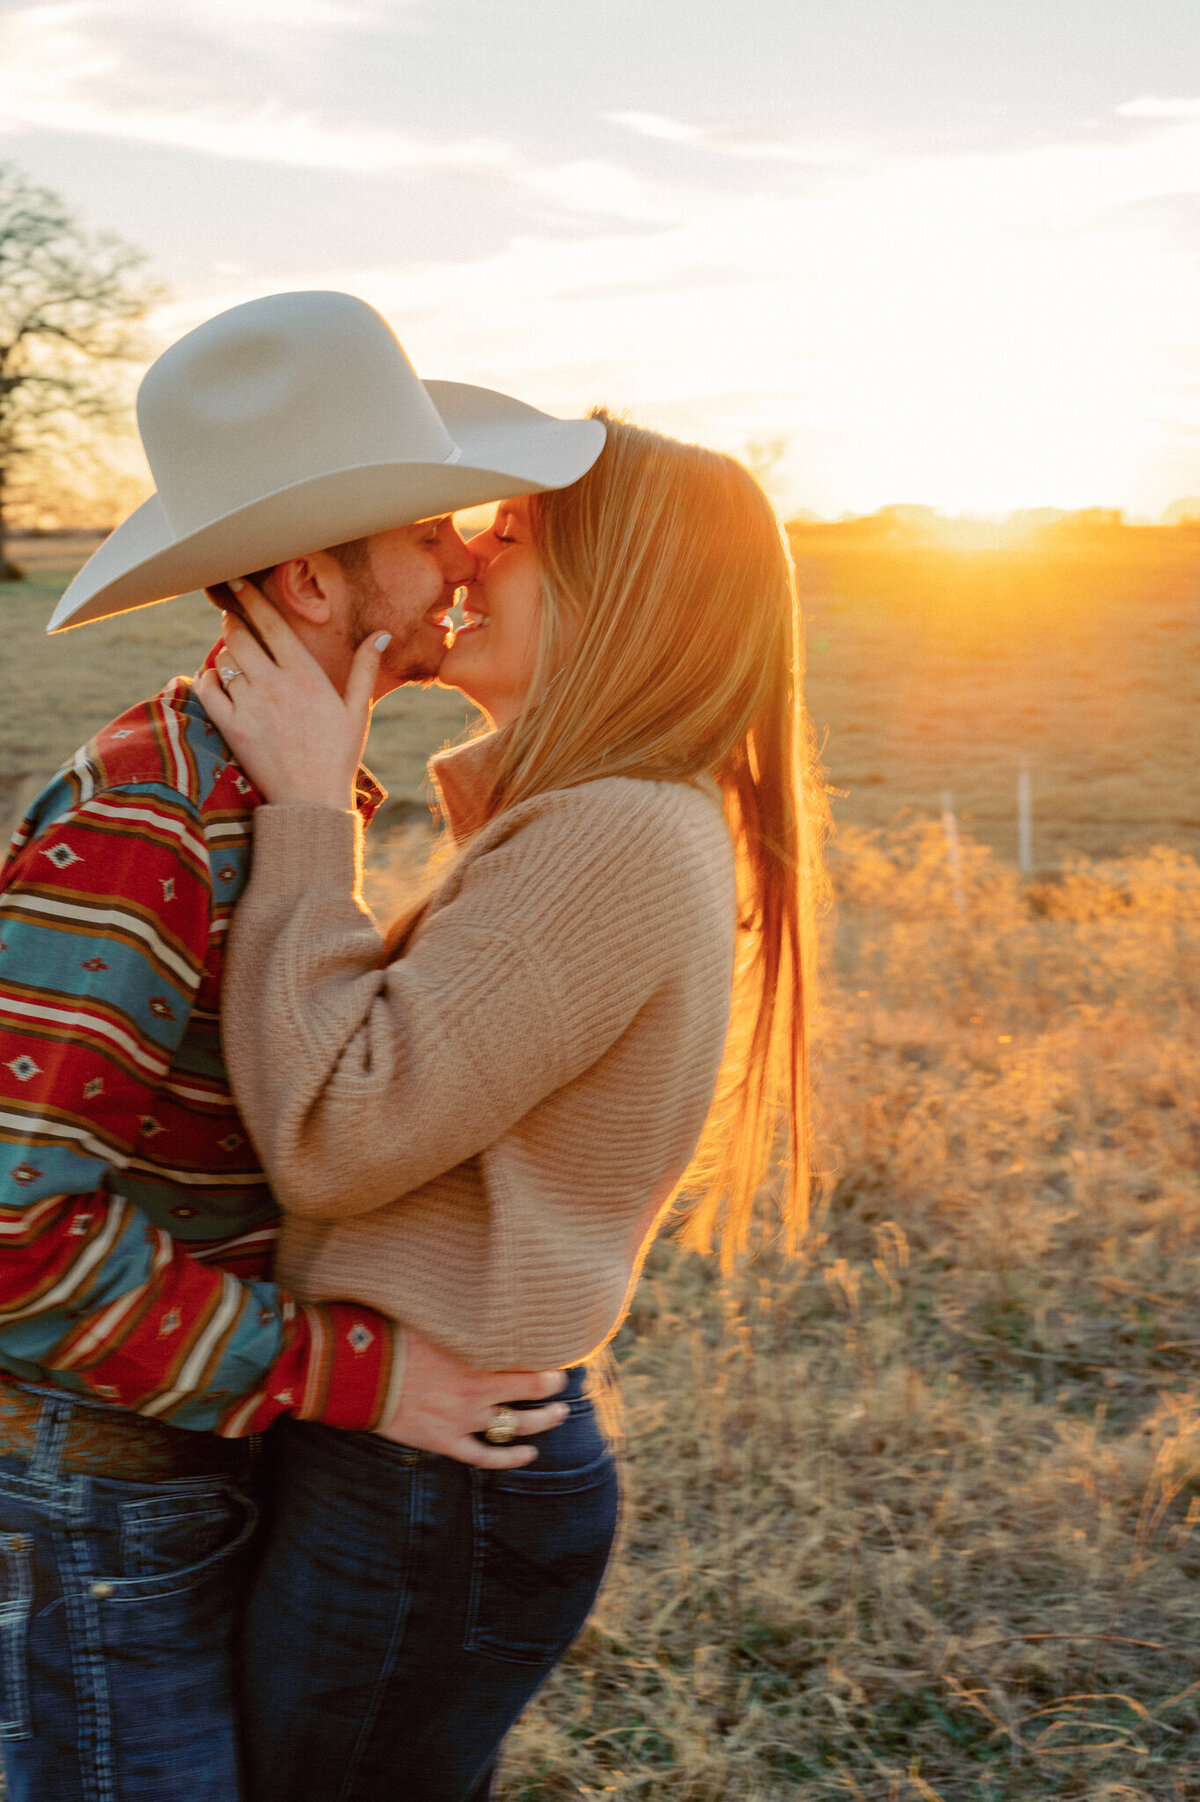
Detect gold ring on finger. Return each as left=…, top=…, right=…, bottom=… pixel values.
left=484, top=1405, right=519, bottom=1445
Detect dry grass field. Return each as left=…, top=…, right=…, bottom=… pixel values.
left=4, top=517, right=1198, bottom=860
left=796, top=513, right=1200, bottom=868
left=490, top=831, right=1200, bottom=1800
left=2, top=529, right=1199, bottom=1797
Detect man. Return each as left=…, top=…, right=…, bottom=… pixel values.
left=0, top=290, right=605, bottom=1800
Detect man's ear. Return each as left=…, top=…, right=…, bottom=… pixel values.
left=272, top=553, right=339, bottom=626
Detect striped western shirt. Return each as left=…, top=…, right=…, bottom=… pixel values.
left=0, top=659, right=397, bottom=1435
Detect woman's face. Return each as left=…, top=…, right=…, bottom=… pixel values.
left=438, top=497, right=546, bottom=726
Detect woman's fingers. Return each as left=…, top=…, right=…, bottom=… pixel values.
left=343, top=630, right=391, bottom=723
left=442, top=1399, right=570, bottom=1471
left=493, top=1368, right=569, bottom=1403
left=426, top=1397, right=571, bottom=1471
left=202, top=583, right=276, bottom=679
left=506, top=1401, right=571, bottom=1436
left=216, top=611, right=272, bottom=681
left=454, top=1439, right=538, bottom=1471
left=224, top=579, right=298, bottom=666
left=204, top=580, right=317, bottom=684
left=194, top=663, right=234, bottom=724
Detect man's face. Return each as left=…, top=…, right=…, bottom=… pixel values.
left=345, top=517, right=477, bottom=699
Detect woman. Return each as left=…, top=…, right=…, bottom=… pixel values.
left=203, top=415, right=824, bottom=1801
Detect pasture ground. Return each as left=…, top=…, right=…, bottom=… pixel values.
left=1, top=531, right=1198, bottom=1797
left=795, top=514, right=1200, bottom=868
left=484, top=831, right=1200, bottom=1800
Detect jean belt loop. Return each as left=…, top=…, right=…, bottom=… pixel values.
left=25, top=1395, right=75, bottom=1485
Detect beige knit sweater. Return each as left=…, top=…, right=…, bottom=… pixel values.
left=222, top=735, right=737, bottom=1370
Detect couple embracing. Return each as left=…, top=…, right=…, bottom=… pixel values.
left=0, top=290, right=820, bottom=1801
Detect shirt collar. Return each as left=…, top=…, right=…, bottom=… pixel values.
left=179, top=645, right=387, bottom=826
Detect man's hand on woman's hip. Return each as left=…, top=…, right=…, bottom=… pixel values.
left=375, top=1327, right=568, bottom=1468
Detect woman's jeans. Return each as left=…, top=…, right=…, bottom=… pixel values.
left=0, top=1395, right=260, bottom=1802
left=240, top=1366, right=620, bottom=1802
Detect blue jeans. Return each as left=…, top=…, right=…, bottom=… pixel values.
left=240, top=1366, right=620, bottom=1802
left=0, top=1395, right=260, bottom=1802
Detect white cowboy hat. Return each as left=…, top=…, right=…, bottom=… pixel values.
left=47, top=290, right=606, bottom=633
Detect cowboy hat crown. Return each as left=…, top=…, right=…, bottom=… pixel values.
left=48, top=290, right=606, bottom=632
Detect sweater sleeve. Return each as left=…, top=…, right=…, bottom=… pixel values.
left=222, top=792, right=682, bottom=1223
left=0, top=786, right=400, bottom=1435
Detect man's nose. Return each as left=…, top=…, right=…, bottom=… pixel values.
left=444, top=529, right=478, bottom=583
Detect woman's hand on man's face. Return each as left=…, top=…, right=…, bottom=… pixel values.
left=195, top=579, right=390, bottom=809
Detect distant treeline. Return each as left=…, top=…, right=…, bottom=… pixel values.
left=786, top=503, right=1200, bottom=548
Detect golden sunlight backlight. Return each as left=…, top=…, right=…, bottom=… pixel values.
left=285, top=112, right=1200, bottom=523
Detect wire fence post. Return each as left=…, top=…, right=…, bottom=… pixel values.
left=1017, top=762, right=1034, bottom=876
left=940, top=790, right=967, bottom=916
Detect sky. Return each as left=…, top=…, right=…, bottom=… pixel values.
left=4, top=0, right=1200, bottom=518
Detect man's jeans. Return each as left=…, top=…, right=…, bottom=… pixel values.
left=0, top=1394, right=259, bottom=1802
left=240, top=1366, right=620, bottom=1802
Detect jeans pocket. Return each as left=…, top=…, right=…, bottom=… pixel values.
left=115, top=1481, right=259, bottom=1598
left=464, top=1449, right=619, bottom=1667
left=0, top=1531, right=33, bottom=1740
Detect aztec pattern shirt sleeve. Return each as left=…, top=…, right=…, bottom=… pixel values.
left=0, top=779, right=396, bottom=1435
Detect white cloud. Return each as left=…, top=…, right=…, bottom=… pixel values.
left=1117, top=96, right=1200, bottom=120
left=0, top=3, right=508, bottom=174
left=524, top=160, right=682, bottom=224
left=5, top=96, right=509, bottom=176
left=604, top=112, right=701, bottom=144
left=0, top=1, right=674, bottom=222
left=172, top=0, right=390, bottom=29
left=606, top=106, right=866, bottom=168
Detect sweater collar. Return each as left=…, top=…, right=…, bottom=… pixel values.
left=429, top=731, right=506, bottom=841
left=431, top=731, right=726, bottom=841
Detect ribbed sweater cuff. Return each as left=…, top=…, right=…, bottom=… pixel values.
left=250, top=803, right=362, bottom=900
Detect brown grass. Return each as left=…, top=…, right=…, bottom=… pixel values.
left=796, top=514, right=1200, bottom=867
left=489, top=831, right=1200, bottom=1800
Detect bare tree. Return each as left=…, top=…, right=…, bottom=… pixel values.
left=0, top=162, right=163, bottom=579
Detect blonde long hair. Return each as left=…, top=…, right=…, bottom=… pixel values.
left=407, top=413, right=826, bottom=1261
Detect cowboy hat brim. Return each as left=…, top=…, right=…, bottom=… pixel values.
left=47, top=383, right=605, bottom=633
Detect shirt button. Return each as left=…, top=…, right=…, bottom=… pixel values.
left=90, top=1582, right=114, bottom=1600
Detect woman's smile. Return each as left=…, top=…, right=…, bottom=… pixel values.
left=424, top=591, right=463, bottom=640
left=452, top=594, right=489, bottom=638
left=438, top=499, right=545, bottom=726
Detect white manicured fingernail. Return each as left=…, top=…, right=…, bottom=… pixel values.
left=374, top=633, right=392, bottom=650
left=229, top=579, right=245, bottom=592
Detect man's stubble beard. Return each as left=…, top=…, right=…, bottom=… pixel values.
left=347, top=573, right=446, bottom=684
